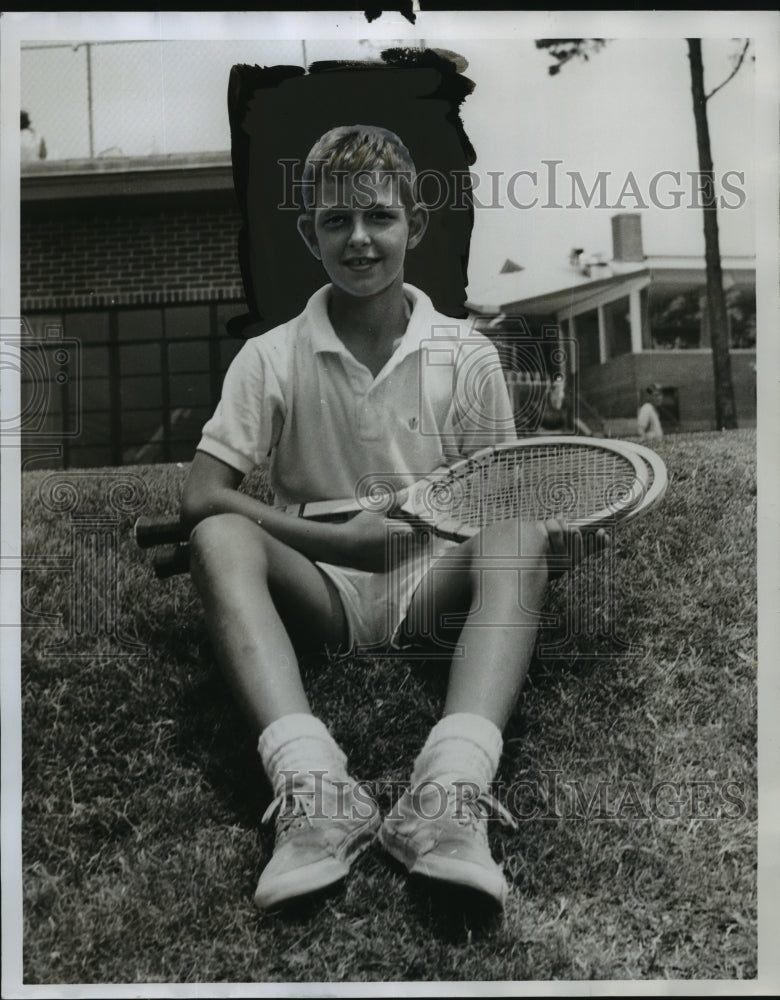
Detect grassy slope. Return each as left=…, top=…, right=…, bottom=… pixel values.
left=20, top=430, right=757, bottom=983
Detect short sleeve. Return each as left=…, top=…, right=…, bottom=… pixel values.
left=450, top=339, right=516, bottom=455
left=197, top=339, right=286, bottom=475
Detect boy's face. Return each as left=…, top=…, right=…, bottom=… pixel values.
left=297, top=172, right=427, bottom=300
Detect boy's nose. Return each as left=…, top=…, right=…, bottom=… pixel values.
left=348, top=217, right=370, bottom=245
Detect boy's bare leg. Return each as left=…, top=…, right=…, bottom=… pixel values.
left=405, top=518, right=549, bottom=728
left=188, top=512, right=348, bottom=732
left=442, top=518, right=548, bottom=728
left=380, top=519, right=549, bottom=906
left=189, top=513, right=379, bottom=910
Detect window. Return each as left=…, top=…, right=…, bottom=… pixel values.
left=602, top=295, right=632, bottom=359
left=726, top=286, right=756, bottom=349
left=117, top=309, right=164, bottom=342
left=573, top=309, right=600, bottom=370
left=165, top=305, right=211, bottom=340
left=167, top=340, right=210, bottom=373
left=645, top=280, right=756, bottom=351
left=119, top=343, right=162, bottom=376
left=646, top=284, right=702, bottom=349
left=21, top=302, right=246, bottom=469
left=67, top=311, right=110, bottom=343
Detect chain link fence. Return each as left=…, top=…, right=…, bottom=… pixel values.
left=21, top=38, right=426, bottom=162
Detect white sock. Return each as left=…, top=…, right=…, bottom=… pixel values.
left=410, top=712, right=503, bottom=790
left=257, top=713, right=349, bottom=794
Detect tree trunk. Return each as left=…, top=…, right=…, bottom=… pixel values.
left=687, top=39, right=738, bottom=429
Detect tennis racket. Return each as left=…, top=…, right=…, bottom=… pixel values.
left=134, top=437, right=667, bottom=577
left=282, top=436, right=667, bottom=540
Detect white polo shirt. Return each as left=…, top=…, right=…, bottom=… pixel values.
left=198, top=283, right=515, bottom=507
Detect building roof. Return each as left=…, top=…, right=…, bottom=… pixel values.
left=467, top=253, right=756, bottom=316
left=21, top=151, right=233, bottom=202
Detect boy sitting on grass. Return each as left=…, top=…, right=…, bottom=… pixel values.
left=182, top=124, right=586, bottom=911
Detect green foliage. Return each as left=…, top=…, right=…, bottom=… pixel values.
left=534, top=39, right=607, bottom=75
left=19, top=431, right=756, bottom=983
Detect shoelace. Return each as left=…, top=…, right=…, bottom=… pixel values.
left=261, top=789, right=315, bottom=831
left=449, top=788, right=519, bottom=831
left=263, top=783, right=518, bottom=833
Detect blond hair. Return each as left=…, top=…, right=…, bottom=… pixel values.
left=301, top=124, right=417, bottom=213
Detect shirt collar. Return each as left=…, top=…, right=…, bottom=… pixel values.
left=303, top=283, right=441, bottom=367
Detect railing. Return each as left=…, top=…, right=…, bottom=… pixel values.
left=21, top=39, right=425, bottom=163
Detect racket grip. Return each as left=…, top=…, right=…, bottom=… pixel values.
left=151, top=544, right=191, bottom=579
left=134, top=515, right=187, bottom=549
left=285, top=500, right=358, bottom=522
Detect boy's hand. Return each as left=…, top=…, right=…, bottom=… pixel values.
left=339, top=510, right=418, bottom=572
left=544, top=519, right=610, bottom=580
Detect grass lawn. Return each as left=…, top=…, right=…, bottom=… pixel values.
left=18, top=429, right=757, bottom=985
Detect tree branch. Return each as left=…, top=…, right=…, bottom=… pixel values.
left=705, top=39, right=750, bottom=101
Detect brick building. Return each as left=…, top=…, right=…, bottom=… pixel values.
left=21, top=153, right=248, bottom=469
left=21, top=166, right=757, bottom=470
left=468, top=214, right=757, bottom=435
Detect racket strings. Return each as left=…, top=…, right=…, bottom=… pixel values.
left=437, top=446, right=643, bottom=527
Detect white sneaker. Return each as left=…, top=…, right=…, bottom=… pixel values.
left=379, top=780, right=517, bottom=907
left=254, top=770, right=380, bottom=910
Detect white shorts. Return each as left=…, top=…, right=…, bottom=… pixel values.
left=316, top=533, right=461, bottom=652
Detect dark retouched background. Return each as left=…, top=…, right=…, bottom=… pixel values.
left=228, top=49, right=476, bottom=335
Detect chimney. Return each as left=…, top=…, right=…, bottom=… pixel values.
left=611, top=213, right=644, bottom=262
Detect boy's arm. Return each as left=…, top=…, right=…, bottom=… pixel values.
left=180, top=451, right=411, bottom=571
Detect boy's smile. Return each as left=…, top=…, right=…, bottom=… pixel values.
left=298, top=173, right=427, bottom=301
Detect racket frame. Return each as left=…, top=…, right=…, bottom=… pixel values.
left=135, top=437, right=668, bottom=576
left=285, top=436, right=655, bottom=541
left=617, top=439, right=668, bottom=523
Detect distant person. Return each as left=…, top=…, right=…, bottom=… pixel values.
left=540, top=376, right=593, bottom=436
left=637, top=384, right=664, bottom=441
left=20, top=110, right=47, bottom=162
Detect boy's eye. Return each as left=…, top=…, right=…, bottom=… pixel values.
left=322, top=214, right=347, bottom=228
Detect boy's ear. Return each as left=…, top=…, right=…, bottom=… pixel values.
left=405, top=204, right=429, bottom=251
left=297, top=214, right=321, bottom=260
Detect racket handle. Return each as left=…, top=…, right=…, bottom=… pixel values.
left=284, top=500, right=359, bottom=522
left=134, top=515, right=187, bottom=549
left=151, top=544, right=191, bottom=579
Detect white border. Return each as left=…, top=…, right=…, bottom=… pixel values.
left=2, top=9, right=778, bottom=998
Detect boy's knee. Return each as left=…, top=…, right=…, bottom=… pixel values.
left=467, top=519, right=549, bottom=594
left=479, top=519, right=549, bottom=559
left=189, top=513, right=264, bottom=571
left=189, top=511, right=248, bottom=543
